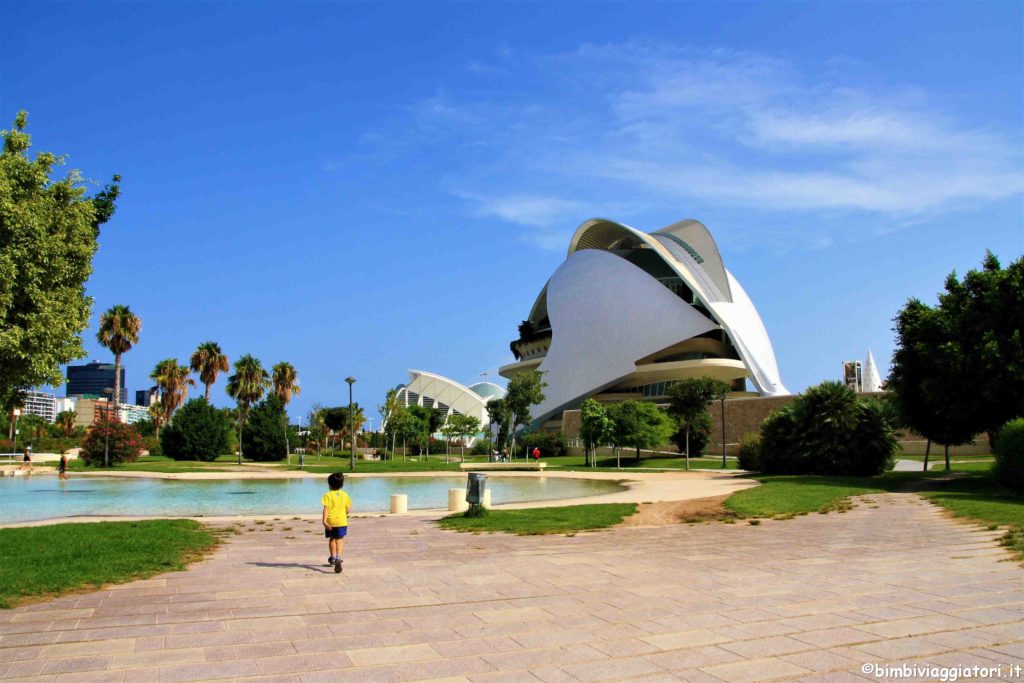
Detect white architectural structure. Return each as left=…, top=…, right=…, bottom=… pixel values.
left=23, top=391, right=57, bottom=423
left=499, top=218, right=788, bottom=428
left=391, top=370, right=506, bottom=439
left=863, top=350, right=883, bottom=393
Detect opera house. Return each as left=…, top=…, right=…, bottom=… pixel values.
left=499, top=218, right=789, bottom=430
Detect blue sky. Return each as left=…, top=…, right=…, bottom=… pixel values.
left=3, top=2, right=1022, bottom=423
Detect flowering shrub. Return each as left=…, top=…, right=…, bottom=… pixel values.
left=80, top=421, right=144, bottom=466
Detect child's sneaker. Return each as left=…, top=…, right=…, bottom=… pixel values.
left=326, top=556, right=335, bottom=567
left=334, top=558, right=343, bottom=574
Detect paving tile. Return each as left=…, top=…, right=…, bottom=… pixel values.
left=700, top=656, right=811, bottom=682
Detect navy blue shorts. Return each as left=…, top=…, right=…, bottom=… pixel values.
left=324, top=526, right=348, bottom=539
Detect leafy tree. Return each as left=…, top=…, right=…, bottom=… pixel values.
left=520, top=430, right=568, bottom=458
left=241, top=395, right=288, bottom=461
left=667, top=378, right=731, bottom=470
left=579, top=398, right=613, bottom=466
left=669, top=411, right=712, bottom=462
left=190, top=341, right=229, bottom=402
left=225, top=354, right=269, bottom=463
left=607, top=400, right=673, bottom=466
left=386, top=404, right=419, bottom=459
left=18, top=413, right=49, bottom=440
left=306, top=403, right=326, bottom=454
left=505, top=370, right=547, bottom=458
left=486, top=397, right=511, bottom=453
left=406, top=405, right=435, bottom=456
left=994, top=418, right=1024, bottom=495
left=96, top=305, right=140, bottom=410
left=133, top=417, right=156, bottom=438
left=56, top=410, right=77, bottom=437
left=160, top=398, right=232, bottom=461
left=379, top=389, right=400, bottom=459
left=150, top=359, right=195, bottom=419
left=888, top=301, right=978, bottom=470
left=0, top=111, right=120, bottom=407
left=446, top=413, right=481, bottom=460
left=321, top=407, right=348, bottom=453
left=80, top=421, right=142, bottom=466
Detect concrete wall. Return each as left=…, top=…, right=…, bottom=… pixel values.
left=561, top=392, right=992, bottom=456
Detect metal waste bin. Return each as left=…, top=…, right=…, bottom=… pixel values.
left=466, top=472, right=487, bottom=505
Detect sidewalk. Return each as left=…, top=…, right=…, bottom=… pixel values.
left=1, top=494, right=1021, bottom=681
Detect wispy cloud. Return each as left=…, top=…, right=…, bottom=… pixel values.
left=369, top=42, right=1024, bottom=249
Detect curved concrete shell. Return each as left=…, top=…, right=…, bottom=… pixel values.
left=501, top=217, right=787, bottom=428
left=392, top=370, right=504, bottom=438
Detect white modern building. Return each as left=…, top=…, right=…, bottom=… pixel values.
left=23, top=391, right=57, bottom=423
left=499, top=217, right=788, bottom=429
left=390, top=370, right=506, bottom=439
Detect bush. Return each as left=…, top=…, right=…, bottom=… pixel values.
left=670, top=411, right=712, bottom=457
left=160, top=399, right=232, bottom=461
left=520, top=431, right=568, bottom=457
left=471, top=439, right=493, bottom=456
left=994, top=418, right=1024, bottom=495
left=758, top=382, right=897, bottom=476
left=142, top=436, right=163, bottom=457
left=80, top=421, right=144, bottom=466
left=737, top=432, right=761, bottom=471
left=241, top=395, right=288, bottom=461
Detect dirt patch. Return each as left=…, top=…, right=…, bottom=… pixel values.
left=618, top=495, right=735, bottom=527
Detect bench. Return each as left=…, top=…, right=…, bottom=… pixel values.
left=458, top=462, right=547, bottom=471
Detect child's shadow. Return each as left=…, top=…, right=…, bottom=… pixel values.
left=248, top=561, right=332, bottom=573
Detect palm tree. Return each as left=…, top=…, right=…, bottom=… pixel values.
left=147, top=402, right=168, bottom=435
left=56, top=410, right=76, bottom=437
left=96, top=304, right=141, bottom=414
left=150, top=359, right=195, bottom=418
left=190, top=341, right=230, bottom=402
left=271, top=362, right=301, bottom=404
left=272, top=362, right=301, bottom=463
left=225, top=354, right=270, bottom=464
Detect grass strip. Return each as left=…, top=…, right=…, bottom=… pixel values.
left=723, top=472, right=932, bottom=518
left=919, top=474, right=1024, bottom=558
left=438, top=503, right=637, bottom=535
left=0, top=520, right=219, bottom=609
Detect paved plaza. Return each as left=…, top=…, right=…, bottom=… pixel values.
left=1, top=493, right=1022, bottom=682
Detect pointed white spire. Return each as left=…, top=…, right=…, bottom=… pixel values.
left=863, top=350, right=883, bottom=392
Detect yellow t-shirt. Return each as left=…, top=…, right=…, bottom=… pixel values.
left=321, top=490, right=352, bottom=527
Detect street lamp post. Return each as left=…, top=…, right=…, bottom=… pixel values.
left=102, top=388, right=113, bottom=468
left=345, top=376, right=356, bottom=471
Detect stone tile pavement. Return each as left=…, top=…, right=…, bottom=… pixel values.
left=1, top=493, right=1022, bottom=682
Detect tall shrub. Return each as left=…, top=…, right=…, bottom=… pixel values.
left=80, top=421, right=143, bottom=466
left=758, top=382, right=897, bottom=476
left=241, top=395, right=288, bottom=461
left=161, top=398, right=232, bottom=462
left=994, top=418, right=1024, bottom=495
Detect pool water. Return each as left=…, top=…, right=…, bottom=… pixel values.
left=0, top=475, right=624, bottom=523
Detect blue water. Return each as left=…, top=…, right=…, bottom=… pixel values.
left=0, top=475, right=624, bottom=523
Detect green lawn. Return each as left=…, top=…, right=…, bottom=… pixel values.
left=68, top=454, right=245, bottom=473
left=724, top=474, right=901, bottom=518
left=547, top=453, right=739, bottom=471
left=438, top=503, right=638, bottom=535
left=0, top=520, right=219, bottom=608
left=920, top=474, right=1024, bottom=556
left=286, top=454, right=464, bottom=473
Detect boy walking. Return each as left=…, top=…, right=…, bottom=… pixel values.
left=322, top=472, right=351, bottom=574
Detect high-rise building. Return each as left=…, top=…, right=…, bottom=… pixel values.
left=66, top=362, right=126, bottom=403
left=135, top=388, right=158, bottom=407
left=843, top=361, right=863, bottom=393
left=23, top=390, right=57, bottom=423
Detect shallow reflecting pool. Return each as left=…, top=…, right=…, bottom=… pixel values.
left=0, top=475, right=624, bottom=523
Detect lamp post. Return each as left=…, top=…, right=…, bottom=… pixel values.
left=345, top=376, right=356, bottom=471
left=102, top=388, right=113, bottom=468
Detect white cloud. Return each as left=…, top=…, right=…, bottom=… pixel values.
left=397, top=42, right=1024, bottom=246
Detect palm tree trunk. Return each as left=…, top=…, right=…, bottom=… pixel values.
left=113, top=353, right=122, bottom=419
left=685, top=426, right=691, bottom=471
left=205, top=383, right=211, bottom=402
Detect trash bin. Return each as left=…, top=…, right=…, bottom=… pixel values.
left=466, top=472, right=487, bottom=505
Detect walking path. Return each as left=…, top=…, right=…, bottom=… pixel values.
left=1, top=494, right=1022, bottom=682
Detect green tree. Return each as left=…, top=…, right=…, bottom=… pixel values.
left=306, top=403, right=326, bottom=455
left=55, top=410, right=77, bottom=437
left=378, top=389, right=400, bottom=459
left=888, top=301, right=978, bottom=471
left=225, top=354, right=270, bottom=463
left=190, top=341, right=229, bottom=402
left=406, top=405, right=436, bottom=457
left=446, top=413, right=481, bottom=460
left=505, top=370, right=547, bottom=458
left=96, top=305, right=141, bottom=412
left=667, top=378, right=731, bottom=469
left=241, top=395, right=288, bottom=461
left=0, top=112, right=120, bottom=407
left=271, top=361, right=300, bottom=460
left=486, top=397, right=511, bottom=453
left=150, top=359, right=195, bottom=419
left=160, top=398, right=232, bottom=461
left=607, top=400, right=673, bottom=466
left=579, top=398, right=613, bottom=467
